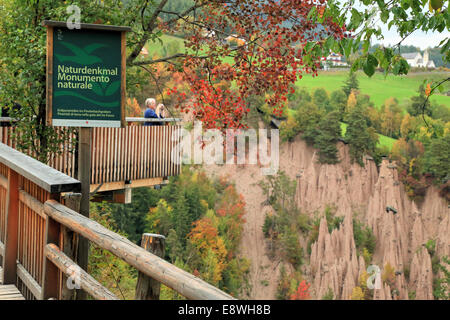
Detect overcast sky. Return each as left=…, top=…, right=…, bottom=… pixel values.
left=351, top=2, right=450, bottom=50
left=373, top=24, right=450, bottom=50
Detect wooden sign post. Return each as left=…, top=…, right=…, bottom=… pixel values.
left=43, top=20, right=130, bottom=299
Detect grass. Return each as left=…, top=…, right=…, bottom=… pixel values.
left=296, top=70, right=450, bottom=108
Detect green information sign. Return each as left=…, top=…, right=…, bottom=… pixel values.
left=44, top=21, right=131, bottom=127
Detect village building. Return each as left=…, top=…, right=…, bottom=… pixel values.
left=401, top=49, right=436, bottom=68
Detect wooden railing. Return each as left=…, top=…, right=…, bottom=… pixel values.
left=0, top=142, right=234, bottom=300
left=0, top=118, right=182, bottom=191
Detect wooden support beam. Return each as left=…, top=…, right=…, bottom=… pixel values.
left=45, top=243, right=118, bottom=300
left=16, top=263, right=42, bottom=299
left=41, top=213, right=60, bottom=300
left=0, top=174, right=7, bottom=189
left=77, top=127, right=91, bottom=300
left=61, top=192, right=81, bottom=300
left=18, top=190, right=46, bottom=220
left=89, top=177, right=164, bottom=193
left=44, top=200, right=235, bottom=300
left=135, top=233, right=165, bottom=300
left=2, top=169, right=19, bottom=284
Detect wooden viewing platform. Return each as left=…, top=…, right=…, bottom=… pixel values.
left=0, top=118, right=182, bottom=201
left=0, top=142, right=233, bottom=300
left=0, top=267, right=25, bottom=300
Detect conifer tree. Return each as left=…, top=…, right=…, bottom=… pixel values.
left=346, top=108, right=378, bottom=166
left=315, top=111, right=342, bottom=164
left=342, top=72, right=359, bottom=97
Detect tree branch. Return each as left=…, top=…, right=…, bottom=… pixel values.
left=127, top=0, right=169, bottom=65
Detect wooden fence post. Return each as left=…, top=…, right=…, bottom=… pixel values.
left=60, top=192, right=81, bottom=300
left=2, top=168, right=19, bottom=284
left=135, top=233, right=165, bottom=300
left=77, top=127, right=91, bottom=300
left=41, top=216, right=61, bottom=300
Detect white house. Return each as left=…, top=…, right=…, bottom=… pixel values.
left=321, top=52, right=348, bottom=69
left=401, top=50, right=436, bottom=68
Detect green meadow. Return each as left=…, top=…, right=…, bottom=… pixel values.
left=146, top=36, right=449, bottom=110
left=340, top=122, right=396, bottom=151
left=296, top=70, right=450, bottom=108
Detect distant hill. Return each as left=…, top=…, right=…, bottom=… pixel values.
left=370, top=44, right=449, bottom=68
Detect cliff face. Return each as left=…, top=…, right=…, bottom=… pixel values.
left=205, top=135, right=449, bottom=300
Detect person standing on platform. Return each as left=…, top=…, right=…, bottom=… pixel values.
left=143, top=98, right=162, bottom=126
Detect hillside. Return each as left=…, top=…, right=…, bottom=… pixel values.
left=203, top=135, right=449, bottom=300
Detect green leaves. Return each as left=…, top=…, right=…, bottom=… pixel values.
left=349, top=8, right=363, bottom=30
left=363, top=54, right=378, bottom=77
left=380, top=10, right=389, bottom=23
left=392, top=58, right=410, bottom=75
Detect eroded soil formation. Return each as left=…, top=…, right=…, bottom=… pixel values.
left=204, top=135, right=449, bottom=299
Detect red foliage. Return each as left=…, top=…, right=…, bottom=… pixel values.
left=164, top=0, right=348, bottom=131
left=290, top=280, right=311, bottom=300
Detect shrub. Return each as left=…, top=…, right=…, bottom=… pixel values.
left=353, top=218, right=376, bottom=255
left=321, top=287, right=334, bottom=300
left=351, top=286, right=365, bottom=300
left=382, top=263, right=395, bottom=287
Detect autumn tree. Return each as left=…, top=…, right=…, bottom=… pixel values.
left=290, top=280, right=311, bottom=300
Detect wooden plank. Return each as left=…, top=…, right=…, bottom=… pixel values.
left=0, top=174, right=7, bottom=189
left=46, top=26, right=53, bottom=126
left=44, top=200, right=235, bottom=300
left=3, top=169, right=19, bottom=284
left=89, top=177, right=163, bottom=193
left=41, top=215, right=60, bottom=300
left=19, top=190, right=46, bottom=220
left=120, top=31, right=126, bottom=128
left=45, top=243, right=118, bottom=300
left=125, top=117, right=181, bottom=123
left=61, top=193, right=81, bottom=300
left=0, top=143, right=81, bottom=193
left=77, top=127, right=91, bottom=301
left=43, top=20, right=132, bottom=32
left=16, top=262, right=42, bottom=299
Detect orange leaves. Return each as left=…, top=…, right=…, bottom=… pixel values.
left=126, top=97, right=143, bottom=118
left=425, top=83, right=432, bottom=97
left=165, top=0, right=348, bottom=130
left=290, top=280, right=311, bottom=300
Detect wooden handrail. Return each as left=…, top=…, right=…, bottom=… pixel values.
left=44, top=243, right=119, bottom=300
left=44, top=200, right=235, bottom=300
left=0, top=117, right=181, bottom=123
left=0, top=143, right=80, bottom=193
left=125, top=117, right=182, bottom=122
left=0, top=141, right=230, bottom=300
